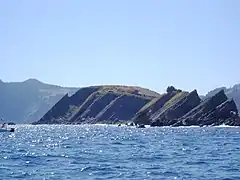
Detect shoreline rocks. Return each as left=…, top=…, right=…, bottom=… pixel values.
left=33, top=86, right=240, bottom=127
left=34, top=86, right=157, bottom=125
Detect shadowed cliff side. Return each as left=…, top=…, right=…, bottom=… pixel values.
left=33, top=85, right=159, bottom=124
left=34, top=87, right=100, bottom=124
left=173, top=90, right=240, bottom=126
left=132, top=91, right=179, bottom=125
left=94, top=94, right=149, bottom=124
left=150, top=90, right=201, bottom=126
left=133, top=89, right=201, bottom=126
left=133, top=87, right=240, bottom=126
left=34, top=85, right=240, bottom=126
left=71, top=92, right=120, bottom=124
left=204, top=83, right=240, bottom=112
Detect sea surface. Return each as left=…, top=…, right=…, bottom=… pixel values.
left=0, top=125, right=239, bottom=180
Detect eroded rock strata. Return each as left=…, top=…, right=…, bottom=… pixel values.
left=173, top=90, right=240, bottom=126
left=34, top=86, right=240, bottom=126
left=34, top=86, right=157, bottom=124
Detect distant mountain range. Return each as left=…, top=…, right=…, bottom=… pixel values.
left=0, top=78, right=240, bottom=124
left=0, top=79, right=78, bottom=123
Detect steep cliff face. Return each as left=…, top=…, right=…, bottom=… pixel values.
left=203, top=100, right=239, bottom=126
left=35, top=87, right=100, bottom=124
left=35, top=94, right=70, bottom=124
left=183, top=90, right=228, bottom=120
left=174, top=90, right=240, bottom=126
left=204, top=84, right=240, bottom=111
left=151, top=90, right=201, bottom=126
left=3, top=78, right=240, bottom=126
left=132, top=91, right=179, bottom=125
left=34, top=85, right=240, bottom=126
left=133, top=90, right=201, bottom=126
left=133, top=88, right=240, bottom=126
left=78, top=93, right=120, bottom=122
left=150, top=91, right=189, bottom=120
left=67, top=91, right=102, bottom=123
left=34, top=85, right=158, bottom=124
left=95, top=94, right=149, bottom=123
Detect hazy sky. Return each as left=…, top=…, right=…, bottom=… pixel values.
left=0, top=0, right=239, bottom=95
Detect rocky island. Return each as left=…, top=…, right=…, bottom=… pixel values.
left=33, top=85, right=240, bottom=126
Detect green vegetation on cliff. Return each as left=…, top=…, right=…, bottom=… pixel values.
left=1, top=79, right=239, bottom=126
left=35, top=85, right=159, bottom=124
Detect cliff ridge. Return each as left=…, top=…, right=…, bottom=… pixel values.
left=34, top=85, right=240, bottom=126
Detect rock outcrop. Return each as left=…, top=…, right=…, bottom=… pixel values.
left=75, top=92, right=120, bottom=123
left=150, top=90, right=201, bottom=126
left=2, top=78, right=240, bottom=126
left=174, top=90, right=240, bottom=126
left=132, top=91, right=179, bottom=125
left=95, top=94, right=149, bottom=124
left=34, top=85, right=158, bottom=124
left=133, top=89, right=240, bottom=126
left=204, top=83, right=240, bottom=112
left=35, top=87, right=100, bottom=124
left=34, top=85, right=240, bottom=126
left=133, top=90, right=201, bottom=126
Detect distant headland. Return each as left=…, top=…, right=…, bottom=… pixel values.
left=0, top=79, right=239, bottom=126
left=33, top=85, right=240, bottom=126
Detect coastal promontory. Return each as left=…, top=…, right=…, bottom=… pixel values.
left=34, top=85, right=159, bottom=124
left=33, top=85, right=240, bottom=126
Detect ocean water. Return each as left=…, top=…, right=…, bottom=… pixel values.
left=0, top=125, right=239, bottom=180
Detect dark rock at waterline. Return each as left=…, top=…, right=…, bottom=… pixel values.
left=33, top=85, right=240, bottom=126
left=150, top=90, right=201, bottom=126
left=132, top=91, right=178, bottom=125
left=173, top=90, right=240, bottom=126
left=133, top=89, right=201, bottom=126
left=34, top=86, right=158, bottom=125
left=1, top=78, right=240, bottom=125
left=133, top=88, right=240, bottom=127
left=35, top=87, right=99, bottom=124
left=136, top=124, right=145, bottom=128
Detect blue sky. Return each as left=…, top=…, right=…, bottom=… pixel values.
left=0, top=0, right=239, bottom=95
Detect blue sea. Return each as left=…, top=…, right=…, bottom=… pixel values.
left=0, top=125, right=239, bottom=180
